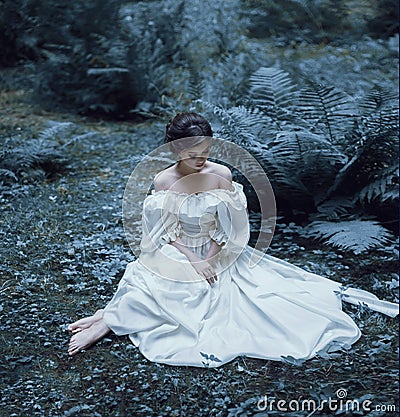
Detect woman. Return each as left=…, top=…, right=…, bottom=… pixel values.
left=68, top=112, right=398, bottom=367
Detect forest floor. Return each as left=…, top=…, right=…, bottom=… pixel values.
left=0, top=62, right=399, bottom=417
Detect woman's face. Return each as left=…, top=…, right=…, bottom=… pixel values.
left=178, top=140, right=211, bottom=170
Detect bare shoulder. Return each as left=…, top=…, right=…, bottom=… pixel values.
left=153, top=166, right=177, bottom=192
left=208, top=161, right=232, bottom=190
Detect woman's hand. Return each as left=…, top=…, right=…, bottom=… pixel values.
left=190, top=255, right=218, bottom=285
left=169, top=238, right=218, bottom=284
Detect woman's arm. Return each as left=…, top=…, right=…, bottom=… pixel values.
left=169, top=237, right=198, bottom=263
left=169, top=238, right=218, bottom=285
left=204, top=240, right=222, bottom=262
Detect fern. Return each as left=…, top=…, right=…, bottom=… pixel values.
left=208, top=65, right=398, bottom=224
left=315, top=197, right=356, bottom=221
left=187, top=66, right=207, bottom=101
left=248, top=67, right=298, bottom=126
left=0, top=168, right=18, bottom=182
left=38, top=121, right=74, bottom=141
left=358, top=85, right=398, bottom=113
left=268, top=130, right=346, bottom=204
left=358, top=86, right=399, bottom=135
left=304, top=219, right=392, bottom=254
left=0, top=122, right=75, bottom=182
left=358, top=163, right=399, bottom=204
left=297, top=81, right=357, bottom=144
left=200, top=101, right=259, bottom=145
left=327, top=127, right=398, bottom=201
left=214, top=52, right=254, bottom=102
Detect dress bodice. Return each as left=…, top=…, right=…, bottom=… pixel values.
left=138, top=181, right=251, bottom=281
left=143, top=181, right=248, bottom=244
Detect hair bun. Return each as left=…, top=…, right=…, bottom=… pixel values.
left=164, top=112, right=212, bottom=144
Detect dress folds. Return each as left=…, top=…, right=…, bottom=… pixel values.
left=102, top=181, right=399, bottom=367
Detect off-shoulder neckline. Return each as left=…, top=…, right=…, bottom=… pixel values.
left=150, top=181, right=240, bottom=197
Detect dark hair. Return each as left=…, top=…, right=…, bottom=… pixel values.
left=164, top=112, right=212, bottom=144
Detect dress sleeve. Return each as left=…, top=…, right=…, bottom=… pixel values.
left=209, top=182, right=250, bottom=256
left=208, top=215, right=228, bottom=246
left=139, top=193, right=181, bottom=253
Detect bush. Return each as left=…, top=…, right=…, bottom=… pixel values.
left=241, top=0, right=351, bottom=42
left=241, top=0, right=399, bottom=43
left=1, top=0, right=250, bottom=116
left=367, top=0, right=399, bottom=38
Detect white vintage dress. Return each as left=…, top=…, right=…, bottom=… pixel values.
left=102, top=181, right=398, bottom=367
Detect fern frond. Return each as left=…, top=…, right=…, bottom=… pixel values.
left=0, top=124, right=71, bottom=180
left=38, top=121, right=74, bottom=141
left=358, top=86, right=399, bottom=134
left=297, top=81, right=357, bottom=143
left=305, top=219, right=392, bottom=254
left=326, top=128, right=398, bottom=198
left=255, top=130, right=346, bottom=205
left=208, top=52, right=252, bottom=102
left=271, top=131, right=346, bottom=178
left=248, top=67, right=298, bottom=123
left=360, top=107, right=399, bottom=134
left=358, top=163, right=399, bottom=203
left=228, top=105, right=273, bottom=140
left=316, top=197, right=355, bottom=220
left=0, top=148, right=35, bottom=173
left=201, top=101, right=262, bottom=145
left=358, top=85, right=398, bottom=114
left=188, top=77, right=206, bottom=101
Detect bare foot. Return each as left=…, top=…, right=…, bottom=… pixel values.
left=68, top=318, right=111, bottom=356
left=67, top=309, right=104, bottom=333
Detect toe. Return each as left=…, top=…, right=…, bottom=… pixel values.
left=68, top=344, right=80, bottom=355
left=68, top=348, right=76, bottom=356
left=68, top=323, right=79, bottom=332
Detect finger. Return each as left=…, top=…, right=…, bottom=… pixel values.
left=201, top=271, right=211, bottom=282
left=204, top=270, right=214, bottom=279
left=205, top=268, right=215, bottom=277
left=202, top=272, right=213, bottom=283
left=207, top=270, right=218, bottom=281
